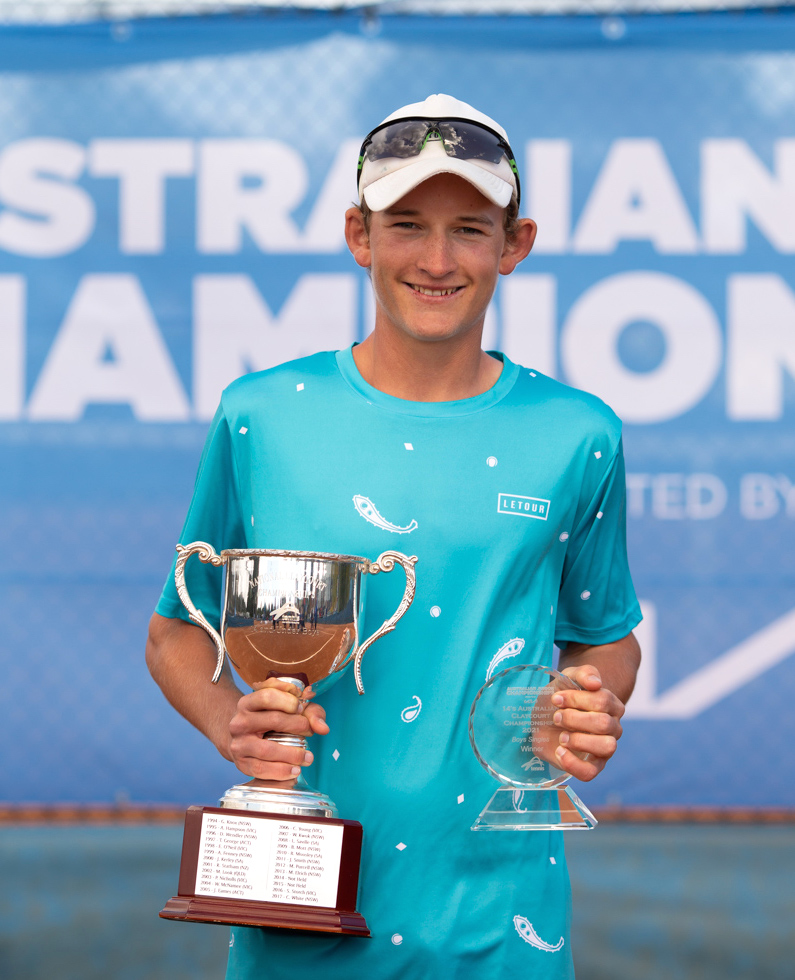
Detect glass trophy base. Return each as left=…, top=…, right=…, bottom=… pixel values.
left=471, top=786, right=597, bottom=831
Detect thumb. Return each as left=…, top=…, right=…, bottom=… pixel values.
left=563, top=664, right=602, bottom=690
left=304, top=703, right=330, bottom=735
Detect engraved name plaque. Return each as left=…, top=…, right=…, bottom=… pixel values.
left=160, top=806, right=369, bottom=936
left=196, top=811, right=344, bottom=906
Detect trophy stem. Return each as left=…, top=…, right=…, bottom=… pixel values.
left=220, top=732, right=339, bottom=818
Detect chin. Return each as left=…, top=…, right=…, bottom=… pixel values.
left=417, top=324, right=480, bottom=343
left=397, top=315, right=480, bottom=341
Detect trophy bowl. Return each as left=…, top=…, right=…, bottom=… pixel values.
left=174, top=543, right=417, bottom=817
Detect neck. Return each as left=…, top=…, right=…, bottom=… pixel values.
left=352, top=329, right=503, bottom=403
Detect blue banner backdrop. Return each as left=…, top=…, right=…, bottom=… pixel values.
left=1, top=10, right=794, bottom=807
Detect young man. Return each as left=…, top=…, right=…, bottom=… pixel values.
left=147, top=94, right=641, bottom=979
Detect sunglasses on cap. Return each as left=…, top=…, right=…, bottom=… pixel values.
left=357, top=117, right=521, bottom=205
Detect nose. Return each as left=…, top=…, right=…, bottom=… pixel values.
left=416, top=230, right=457, bottom=279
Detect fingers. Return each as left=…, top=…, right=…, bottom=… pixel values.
left=554, top=726, right=619, bottom=780
left=555, top=732, right=616, bottom=782
left=231, top=680, right=311, bottom=738
left=552, top=704, right=623, bottom=739
left=248, top=678, right=310, bottom=714
left=558, top=665, right=624, bottom=719
left=552, top=686, right=625, bottom=721
left=247, top=680, right=328, bottom=734
left=561, top=728, right=617, bottom=756
left=230, top=732, right=314, bottom=781
left=226, top=677, right=330, bottom=781
left=229, top=704, right=312, bottom=739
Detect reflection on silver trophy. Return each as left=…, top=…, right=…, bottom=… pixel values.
left=174, top=543, right=418, bottom=817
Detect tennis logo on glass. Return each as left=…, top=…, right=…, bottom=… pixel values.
left=497, top=494, right=551, bottom=521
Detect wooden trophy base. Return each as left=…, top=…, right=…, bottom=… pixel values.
left=160, top=805, right=369, bottom=937
left=160, top=894, right=369, bottom=934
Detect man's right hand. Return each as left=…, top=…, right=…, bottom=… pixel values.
left=146, top=615, right=330, bottom=782
left=227, top=677, right=330, bottom=782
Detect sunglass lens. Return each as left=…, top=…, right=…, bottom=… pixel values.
left=367, top=121, right=430, bottom=161
left=437, top=122, right=507, bottom=164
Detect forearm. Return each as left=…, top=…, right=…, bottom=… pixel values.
left=557, top=632, right=641, bottom=705
left=145, top=612, right=242, bottom=761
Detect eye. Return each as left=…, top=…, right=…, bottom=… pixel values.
left=459, top=225, right=485, bottom=236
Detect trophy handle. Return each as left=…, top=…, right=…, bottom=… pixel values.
left=350, top=551, right=418, bottom=696
left=174, top=541, right=227, bottom=684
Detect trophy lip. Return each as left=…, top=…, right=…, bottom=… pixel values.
left=220, top=548, right=369, bottom=565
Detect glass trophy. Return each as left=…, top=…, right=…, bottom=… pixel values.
left=468, top=664, right=597, bottom=831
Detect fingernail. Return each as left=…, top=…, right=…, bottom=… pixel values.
left=297, top=702, right=306, bottom=713
left=552, top=694, right=564, bottom=706
left=559, top=732, right=570, bottom=745
left=555, top=746, right=566, bottom=759
left=554, top=711, right=562, bottom=725
left=304, top=751, right=314, bottom=765
left=290, top=766, right=301, bottom=775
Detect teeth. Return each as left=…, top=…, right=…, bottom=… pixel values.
left=411, top=285, right=459, bottom=297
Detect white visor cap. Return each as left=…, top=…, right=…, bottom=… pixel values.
left=358, top=93, right=518, bottom=212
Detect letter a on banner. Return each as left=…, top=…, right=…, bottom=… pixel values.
left=27, top=274, right=190, bottom=421
left=573, top=140, right=698, bottom=254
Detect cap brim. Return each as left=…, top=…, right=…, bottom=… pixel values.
left=362, top=156, right=514, bottom=211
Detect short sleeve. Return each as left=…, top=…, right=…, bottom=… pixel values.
left=555, top=438, right=641, bottom=647
left=155, top=402, right=247, bottom=630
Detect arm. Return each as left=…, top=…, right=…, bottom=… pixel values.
left=145, top=612, right=329, bottom=781
left=551, top=631, right=641, bottom=782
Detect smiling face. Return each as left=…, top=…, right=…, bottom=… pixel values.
left=346, top=173, right=535, bottom=349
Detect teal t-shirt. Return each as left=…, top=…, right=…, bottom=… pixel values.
left=156, top=347, right=641, bottom=980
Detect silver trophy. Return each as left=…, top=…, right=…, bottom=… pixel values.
left=175, top=543, right=417, bottom=819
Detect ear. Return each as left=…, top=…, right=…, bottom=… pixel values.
left=499, top=218, right=537, bottom=276
left=345, top=206, right=372, bottom=269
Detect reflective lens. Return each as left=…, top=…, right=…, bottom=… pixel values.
left=362, top=118, right=514, bottom=167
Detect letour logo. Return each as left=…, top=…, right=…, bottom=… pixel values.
left=497, top=493, right=551, bottom=521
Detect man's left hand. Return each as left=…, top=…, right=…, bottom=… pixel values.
left=550, top=665, right=625, bottom=782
